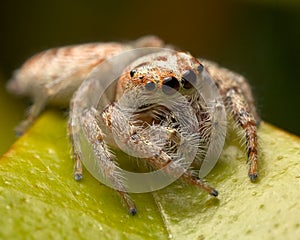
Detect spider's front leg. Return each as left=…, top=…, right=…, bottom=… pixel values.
left=69, top=107, right=137, bottom=215
left=130, top=128, right=219, bottom=196
left=203, top=60, right=259, bottom=181
left=104, top=104, right=219, bottom=197
left=147, top=156, right=219, bottom=197
left=224, top=88, right=258, bottom=181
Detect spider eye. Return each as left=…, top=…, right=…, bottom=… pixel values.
left=181, top=69, right=197, bottom=89
left=197, top=64, right=204, bottom=73
left=145, top=81, right=156, bottom=91
left=162, top=76, right=179, bottom=95
left=130, top=70, right=136, bottom=77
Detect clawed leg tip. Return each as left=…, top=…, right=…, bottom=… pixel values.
left=249, top=173, right=258, bottom=182
left=210, top=189, right=219, bottom=197
left=129, top=207, right=137, bottom=216
left=74, top=173, right=83, bottom=181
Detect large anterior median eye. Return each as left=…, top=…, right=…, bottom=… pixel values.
left=181, top=69, right=197, bottom=89
left=162, top=76, right=179, bottom=95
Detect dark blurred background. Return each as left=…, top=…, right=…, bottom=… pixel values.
left=0, top=0, right=299, bottom=154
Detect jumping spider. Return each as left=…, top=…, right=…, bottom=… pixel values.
left=7, top=36, right=259, bottom=215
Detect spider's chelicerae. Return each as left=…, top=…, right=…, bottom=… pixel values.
left=7, top=36, right=259, bottom=215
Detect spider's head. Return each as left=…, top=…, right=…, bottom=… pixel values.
left=116, top=51, right=204, bottom=99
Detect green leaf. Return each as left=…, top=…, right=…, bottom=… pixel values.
left=1, top=110, right=300, bottom=239
left=0, top=111, right=168, bottom=239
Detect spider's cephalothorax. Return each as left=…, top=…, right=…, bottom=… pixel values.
left=7, top=36, right=259, bottom=215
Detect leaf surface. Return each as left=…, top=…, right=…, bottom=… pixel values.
left=1, top=110, right=300, bottom=239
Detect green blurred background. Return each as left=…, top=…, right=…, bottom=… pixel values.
left=0, top=0, right=299, bottom=155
